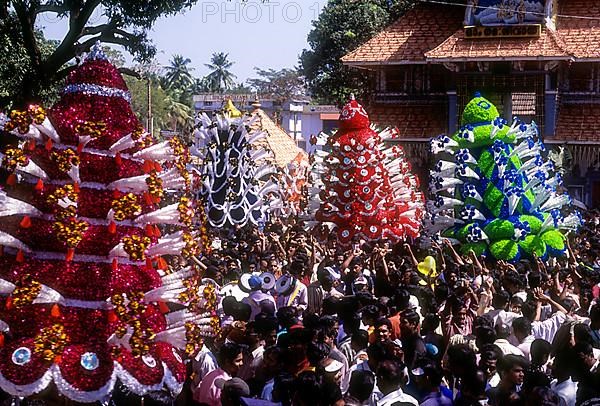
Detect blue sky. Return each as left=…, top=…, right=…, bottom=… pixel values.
left=39, top=0, right=325, bottom=83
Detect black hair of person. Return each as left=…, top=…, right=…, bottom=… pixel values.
left=348, top=370, right=376, bottom=403
left=217, top=342, right=243, bottom=367
left=497, top=354, right=529, bottom=374
left=512, top=317, right=532, bottom=336
left=530, top=339, right=551, bottom=367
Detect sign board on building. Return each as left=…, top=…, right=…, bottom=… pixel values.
left=464, top=0, right=549, bottom=27
left=464, top=24, right=541, bottom=38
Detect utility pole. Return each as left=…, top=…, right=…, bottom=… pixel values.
left=147, top=77, right=153, bottom=135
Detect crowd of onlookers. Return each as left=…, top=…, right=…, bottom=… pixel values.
left=168, top=210, right=600, bottom=406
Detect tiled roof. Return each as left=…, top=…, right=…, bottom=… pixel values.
left=556, top=0, right=600, bottom=59
left=368, top=104, right=447, bottom=139
left=555, top=103, right=600, bottom=141
left=425, top=27, right=570, bottom=61
left=341, top=4, right=464, bottom=65
left=250, top=108, right=308, bottom=168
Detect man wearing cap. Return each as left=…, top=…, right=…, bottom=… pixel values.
left=275, top=273, right=308, bottom=312
left=218, top=377, right=251, bottom=406
left=242, top=275, right=277, bottom=321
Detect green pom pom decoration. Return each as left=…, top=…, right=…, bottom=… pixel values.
left=490, top=239, right=519, bottom=261
left=461, top=96, right=499, bottom=126
left=518, top=215, right=543, bottom=234
left=519, top=235, right=547, bottom=258
left=483, top=184, right=504, bottom=218
left=460, top=242, right=487, bottom=257
left=541, top=230, right=566, bottom=252
left=478, top=150, right=495, bottom=179
left=457, top=223, right=475, bottom=241
left=484, top=219, right=514, bottom=240
left=429, top=93, right=582, bottom=262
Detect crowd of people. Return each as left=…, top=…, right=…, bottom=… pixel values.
left=173, top=210, right=600, bottom=406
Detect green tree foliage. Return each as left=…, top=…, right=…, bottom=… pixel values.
left=247, top=67, right=307, bottom=104
left=163, top=55, right=194, bottom=92
left=1, top=0, right=198, bottom=106
left=300, top=0, right=416, bottom=105
left=205, top=52, right=237, bottom=92
left=0, top=14, right=60, bottom=108
left=124, top=76, right=169, bottom=137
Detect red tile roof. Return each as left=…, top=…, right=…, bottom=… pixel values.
left=425, top=26, right=571, bottom=61
left=368, top=104, right=447, bottom=139
left=341, top=4, right=464, bottom=65
left=250, top=108, right=308, bottom=168
left=555, top=103, right=600, bottom=141
left=556, top=0, right=600, bottom=59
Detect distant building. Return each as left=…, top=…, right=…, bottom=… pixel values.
left=342, top=0, right=600, bottom=207
left=194, top=93, right=340, bottom=153
left=193, top=93, right=276, bottom=116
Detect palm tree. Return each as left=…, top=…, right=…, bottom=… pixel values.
left=163, top=55, right=194, bottom=91
left=205, top=52, right=237, bottom=92
left=193, top=77, right=211, bottom=94
left=165, top=90, right=194, bottom=134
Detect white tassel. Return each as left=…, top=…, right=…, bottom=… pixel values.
left=0, top=191, right=43, bottom=217
left=135, top=203, right=183, bottom=226
left=431, top=135, right=459, bottom=154
left=254, top=164, right=276, bottom=180
left=507, top=193, right=521, bottom=216
left=109, top=168, right=185, bottom=193
left=145, top=231, right=189, bottom=257
left=430, top=177, right=463, bottom=193
left=432, top=161, right=457, bottom=176
left=0, top=279, right=15, bottom=294
left=250, top=148, right=270, bottom=162
left=456, top=165, right=480, bottom=180
left=539, top=213, right=557, bottom=234
left=247, top=130, right=268, bottom=145
left=133, top=140, right=177, bottom=161
left=67, top=165, right=80, bottom=184
left=108, top=326, right=134, bottom=351
left=33, top=285, right=63, bottom=305
left=0, top=152, right=51, bottom=179
left=11, top=125, right=43, bottom=141
left=530, top=186, right=553, bottom=210
left=0, top=231, right=31, bottom=252
left=154, top=327, right=187, bottom=350
left=557, top=213, right=582, bottom=231
left=161, top=267, right=196, bottom=286
left=540, top=193, right=571, bottom=212
left=33, top=118, right=60, bottom=142
left=108, top=243, right=127, bottom=259
left=428, top=196, right=464, bottom=212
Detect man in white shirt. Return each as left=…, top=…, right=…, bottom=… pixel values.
left=375, top=360, right=418, bottom=406
left=192, top=343, right=217, bottom=388
left=494, top=323, right=524, bottom=356
left=512, top=317, right=535, bottom=360
left=242, top=275, right=277, bottom=321
left=275, top=275, right=308, bottom=312
left=551, top=354, right=577, bottom=406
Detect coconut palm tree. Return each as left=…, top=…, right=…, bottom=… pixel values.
left=205, top=52, right=237, bottom=92
left=163, top=55, right=195, bottom=91
left=165, top=90, right=194, bottom=134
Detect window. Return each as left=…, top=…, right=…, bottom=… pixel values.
left=511, top=92, right=536, bottom=116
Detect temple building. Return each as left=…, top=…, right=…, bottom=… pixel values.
left=342, top=0, right=600, bottom=207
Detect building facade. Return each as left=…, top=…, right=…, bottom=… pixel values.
left=342, top=0, right=600, bottom=207
left=193, top=93, right=339, bottom=153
